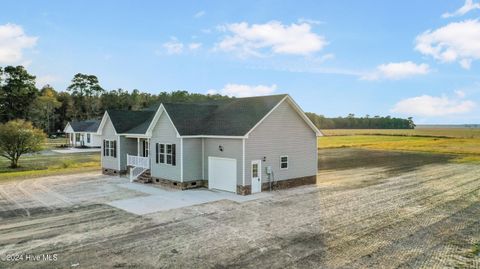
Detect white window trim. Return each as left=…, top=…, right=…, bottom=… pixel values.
left=104, top=139, right=115, bottom=157
left=157, top=143, right=175, bottom=166
left=280, top=155, right=289, bottom=170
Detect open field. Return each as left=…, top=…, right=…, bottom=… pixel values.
left=0, top=138, right=99, bottom=181
left=318, top=129, right=480, bottom=163
left=321, top=128, right=480, bottom=138
left=0, top=148, right=478, bottom=268
left=0, top=152, right=100, bottom=182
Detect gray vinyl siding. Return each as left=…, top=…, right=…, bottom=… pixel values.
left=183, top=138, right=203, bottom=181
left=150, top=112, right=182, bottom=182
left=120, top=137, right=137, bottom=171
left=101, top=117, right=119, bottom=170
left=204, top=138, right=243, bottom=185
left=245, top=100, right=317, bottom=185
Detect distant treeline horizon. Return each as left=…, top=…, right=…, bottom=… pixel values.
left=306, top=113, right=415, bottom=129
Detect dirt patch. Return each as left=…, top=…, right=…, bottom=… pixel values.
left=0, top=149, right=479, bottom=268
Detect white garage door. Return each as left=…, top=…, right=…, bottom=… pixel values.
left=208, top=157, right=237, bottom=193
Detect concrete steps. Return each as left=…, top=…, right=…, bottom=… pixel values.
left=134, top=169, right=152, bottom=184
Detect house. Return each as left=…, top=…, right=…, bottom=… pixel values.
left=64, top=120, right=102, bottom=148
left=98, top=94, right=322, bottom=195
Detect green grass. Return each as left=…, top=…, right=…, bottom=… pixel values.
left=318, top=135, right=480, bottom=163
left=321, top=128, right=480, bottom=138
left=473, top=242, right=480, bottom=256
left=0, top=138, right=99, bottom=182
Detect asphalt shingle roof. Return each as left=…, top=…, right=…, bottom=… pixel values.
left=107, top=94, right=288, bottom=136
left=107, top=110, right=155, bottom=134
left=70, top=120, right=101, bottom=132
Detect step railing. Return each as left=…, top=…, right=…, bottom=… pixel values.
left=130, top=166, right=148, bottom=182
left=127, top=154, right=150, bottom=169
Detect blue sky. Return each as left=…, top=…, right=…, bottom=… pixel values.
left=1, top=0, right=480, bottom=124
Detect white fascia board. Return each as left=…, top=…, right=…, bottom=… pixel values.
left=244, top=95, right=289, bottom=137
left=180, top=135, right=247, bottom=139
left=123, top=134, right=151, bottom=138
left=99, top=111, right=118, bottom=135
left=145, top=104, right=164, bottom=137
left=285, top=96, right=323, bottom=137
left=244, top=95, right=323, bottom=137
left=145, top=104, right=181, bottom=138
left=63, top=122, right=72, bottom=133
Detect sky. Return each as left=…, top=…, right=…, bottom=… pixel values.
left=1, top=0, right=480, bottom=124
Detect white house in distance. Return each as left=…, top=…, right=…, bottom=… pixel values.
left=98, top=94, right=322, bottom=195
left=64, top=120, right=102, bottom=148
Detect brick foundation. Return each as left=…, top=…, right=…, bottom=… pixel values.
left=102, top=168, right=120, bottom=176
left=237, top=185, right=252, bottom=196
left=263, top=175, right=317, bottom=191
left=237, top=175, right=317, bottom=195
left=150, top=177, right=208, bottom=190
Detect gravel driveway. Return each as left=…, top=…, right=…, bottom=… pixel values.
left=0, top=149, right=478, bottom=268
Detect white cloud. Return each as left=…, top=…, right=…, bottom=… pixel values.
left=188, top=42, right=202, bottom=50
left=455, top=89, right=467, bottom=98
left=361, top=61, right=430, bottom=80
left=216, top=21, right=327, bottom=57
left=415, top=19, right=480, bottom=69
left=442, top=0, right=480, bottom=18
left=207, top=83, right=277, bottom=97
left=0, top=23, right=37, bottom=64
left=194, top=10, right=206, bottom=18
left=391, top=92, right=476, bottom=117
left=162, top=37, right=184, bottom=54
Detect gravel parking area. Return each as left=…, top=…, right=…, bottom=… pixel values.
left=0, top=149, right=479, bottom=268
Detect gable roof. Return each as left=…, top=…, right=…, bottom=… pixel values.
left=105, top=94, right=320, bottom=137
left=163, top=94, right=287, bottom=136
left=107, top=110, right=156, bottom=134
left=67, top=120, right=101, bottom=133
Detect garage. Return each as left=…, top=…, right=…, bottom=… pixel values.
left=208, top=157, right=237, bottom=193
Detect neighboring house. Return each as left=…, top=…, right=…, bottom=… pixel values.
left=64, top=120, right=102, bottom=147
left=98, top=94, right=322, bottom=195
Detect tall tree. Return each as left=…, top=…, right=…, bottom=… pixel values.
left=31, top=85, right=61, bottom=134
left=0, top=66, right=38, bottom=122
left=0, top=119, right=46, bottom=168
left=66, top=73, right=104, bottom=119
left=55, top=92, right=74, bottom=133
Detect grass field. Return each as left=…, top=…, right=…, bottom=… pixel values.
left=319, top=128, right=480, bottom=163
left=0, top=138, right=99, bottom=181
left=321, top=128, right=480, bottom=138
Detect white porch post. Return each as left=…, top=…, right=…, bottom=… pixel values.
left=137, top=138, right=140, bottom=156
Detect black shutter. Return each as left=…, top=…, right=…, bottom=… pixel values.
left=172, top=144, right=176, bottom=166
left=103, top=140, right=106, bottom=156
left=113, top=140, right=117, bottom=158
left=156, top=143, right=159, bottom=163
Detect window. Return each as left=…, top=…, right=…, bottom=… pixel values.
left=103, top=139, right=116, bottom=158
left=87, top=133, right=91, bottom=143
left=155, top=143, right=175, bottom=166
left=143, top=140, right=149, bottom=157
left=252, top=163, right=259, bottom=178
left=160, top=144, right=165, bottom=163
left=280, top=156, right=288, bottom=169
left=166, top=144, right=173, bottom=164
left=75, top=133, right=80, bottom=142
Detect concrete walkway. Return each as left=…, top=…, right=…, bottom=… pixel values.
left=52, top=148, right=101, bottom=154
left=108, top=183, right=271, bottom=215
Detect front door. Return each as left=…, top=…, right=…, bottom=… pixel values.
left=251, top=160, right=262, bottom=193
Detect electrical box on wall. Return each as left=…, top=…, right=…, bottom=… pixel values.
left=266, top=166, right=272, bottom=175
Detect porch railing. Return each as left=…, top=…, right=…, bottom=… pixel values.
left=127, top=154, right=150, bottom=169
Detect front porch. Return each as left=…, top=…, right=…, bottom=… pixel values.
left=124, top=137, right=151, bottom=181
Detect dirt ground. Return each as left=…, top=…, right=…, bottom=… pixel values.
left=0, top=148, right=479, bottom=268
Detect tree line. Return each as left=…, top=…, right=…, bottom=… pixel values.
left=306, top=113, right=415, bottom=129
left=0, top=65, right=229, bottom=135
left=1, top=65, right=416, bottom=135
